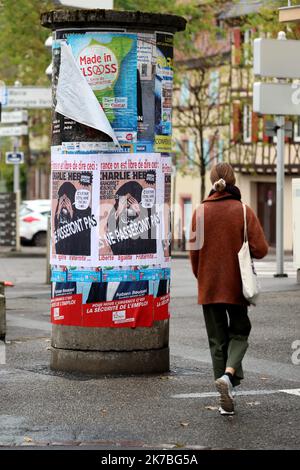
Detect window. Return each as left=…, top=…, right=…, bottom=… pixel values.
left=218, top=139, right=224, bottom=162
left=243, top=104, right=252, bottom=143
left=208, top=71, right=220, bottom=105
left=188, top=140, right=195, bottom=168
left=243, top=29, right=253, bottom=65
left=179, top=77, right=190, bottom=106
left=203, top=139, right=210, bottom=166
left=294, top=117, right=300, bottom=143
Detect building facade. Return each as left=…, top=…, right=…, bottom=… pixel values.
left=172, top=1, right=299, bottom=251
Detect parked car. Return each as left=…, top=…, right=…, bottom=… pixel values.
left=20, top=199, right=51, bottom=247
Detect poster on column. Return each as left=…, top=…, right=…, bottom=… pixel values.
left=162, top=157, right=172, bottom=264
left=99, top=153, right=162, bottom=266
left=51, top=278, right=154, bottom=328
left=67, top=32, right=137, bottom=145
left=155, top=33, right=174, bottom=153
left=50, top=150, right=99, bottom=266
left=137, top=33, right=156, bottom=151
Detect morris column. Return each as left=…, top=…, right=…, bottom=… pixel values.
left=41, top=9, right=186, bottom=374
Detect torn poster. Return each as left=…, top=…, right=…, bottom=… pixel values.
left=55, top=42, right=119, bottom=146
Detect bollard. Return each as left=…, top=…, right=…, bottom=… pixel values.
left=41, top=9, right=186, bottom=375
left=0, top=282, right=6, bottom=341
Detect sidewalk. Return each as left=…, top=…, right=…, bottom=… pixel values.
left=0, top=255, right=299, bottom=449
left=0, top=246, right=46, bottom=258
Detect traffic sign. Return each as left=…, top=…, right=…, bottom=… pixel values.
left=5, top=152, right=24, bottom=164
left=254, top=38, right=300, bottom=78
left=1, top=110, right=28, bottom=124
left=57, top=0, right=113, bottom=8
left=0, top=81, right=7, bottom=106
left=253, top=82, right=300, bottom=115
left=265, top=120, right=293, bottom=137
left=0, top=125, right=28, bottom=137
left=2, top=87, right=51, bottom=109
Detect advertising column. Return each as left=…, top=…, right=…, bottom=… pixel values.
left=42, top=9, right=186, bottom=374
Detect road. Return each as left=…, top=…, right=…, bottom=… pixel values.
left=0, top=253, right=299, bottom=449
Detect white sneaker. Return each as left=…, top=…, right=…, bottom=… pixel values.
left=215, top=375, right=234, bottom=413
left=218, top=406, right=235, bottom=416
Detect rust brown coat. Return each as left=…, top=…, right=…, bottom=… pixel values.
left=189, top=192, right=269, bottom=306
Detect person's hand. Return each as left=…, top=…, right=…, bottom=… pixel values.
left=56, top=194, right=74, bottom=220
left=115, top=195, right=128, bottom=220
left=127, top=195, right=140, bottom=216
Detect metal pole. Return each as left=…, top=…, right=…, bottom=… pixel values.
left=274, top=31, right=288, bottom=278
left=46, top=215, right=51, bottom=284
left=274, top=115, right=287, bottom=277
left=15, top=189, right=21, bottom=252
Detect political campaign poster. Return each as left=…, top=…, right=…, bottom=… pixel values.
left=99, top=153, right=162, bottom=266
left=137, top=33, right=156, bottom=150
left=50, top=152, right=99, bottom=266
left=51, top=279, right=154, bottom=328
left=152, top=278, right=170, bottom=321
left=155, top=33, right=174, bottom=153
left=67, top=32, right=137, bottom=141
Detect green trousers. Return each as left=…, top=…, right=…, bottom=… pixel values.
left=202, top=304, right=252, bottom=387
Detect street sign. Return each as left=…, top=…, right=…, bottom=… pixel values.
left=254, top=38, right=300, bottom=78
left=0, top=125, right=28, bottom=137
left=57, top=0, right=113, bottom=8
left=265, top=120, right=293, bottom=137
left=253, top=82, right=300, bottom=115
left=2, top=87, right=51, bottom=109
left=5, top=152, right=24, bottom=164
left=1, top=110, right=28, bottom=124
left=0, top=192, right=17, bottom=247
left=0, top=81, right=7, bottom=106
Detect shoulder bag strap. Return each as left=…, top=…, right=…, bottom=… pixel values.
left=242, top=203, right=248, bottom=243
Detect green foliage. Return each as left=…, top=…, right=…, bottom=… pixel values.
left=0, top=0, right=53, bottom=85
left=115, top=1, right=228, bottom=55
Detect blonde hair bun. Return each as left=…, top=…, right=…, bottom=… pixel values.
left=213, top=178, right=226, bottom=192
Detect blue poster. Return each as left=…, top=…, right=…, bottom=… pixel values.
left=67, top=32, right=137, bottom=140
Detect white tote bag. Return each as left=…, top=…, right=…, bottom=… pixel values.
left=238, top=204, right=259, bottom=305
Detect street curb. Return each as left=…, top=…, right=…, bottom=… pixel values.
left=0, top=252, right=46, bottom=259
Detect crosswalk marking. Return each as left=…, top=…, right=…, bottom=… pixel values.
left=279, top=388, right=300, bottom=396
left=172, top=388, right=300, bottom=399
left=254, top=261, right=296, bottom=278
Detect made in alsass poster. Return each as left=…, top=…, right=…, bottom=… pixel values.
left=52, top=31, right=137, bottom=147
left=67, top=31, right=137, bottom=145
left=50, top=265, right=170, bottom=328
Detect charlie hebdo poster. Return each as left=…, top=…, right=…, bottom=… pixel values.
left=99, top=153, right=162, bottom=266
left=51, top=151, right=99, bottom=266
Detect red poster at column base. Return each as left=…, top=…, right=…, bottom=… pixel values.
left=154, top=294, right=170, bottom=321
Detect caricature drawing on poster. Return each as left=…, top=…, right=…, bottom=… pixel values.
left=99, top=154, right=162, bottom=266
left=51, top=153, right=98, bottom=266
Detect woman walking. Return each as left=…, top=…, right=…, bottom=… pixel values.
left=189, top=163, right=268, bottom=415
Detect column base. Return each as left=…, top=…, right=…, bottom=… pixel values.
left=50, top=346, right=170, bottom=375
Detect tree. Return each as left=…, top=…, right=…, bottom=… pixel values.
left=173, top=60, right=232, bottom=201
left=0, top=0, right=53, bottom=85
left=0, top=0, right=53, bottom=197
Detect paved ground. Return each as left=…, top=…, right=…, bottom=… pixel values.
left=0, top=253, right=299, bottom=449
